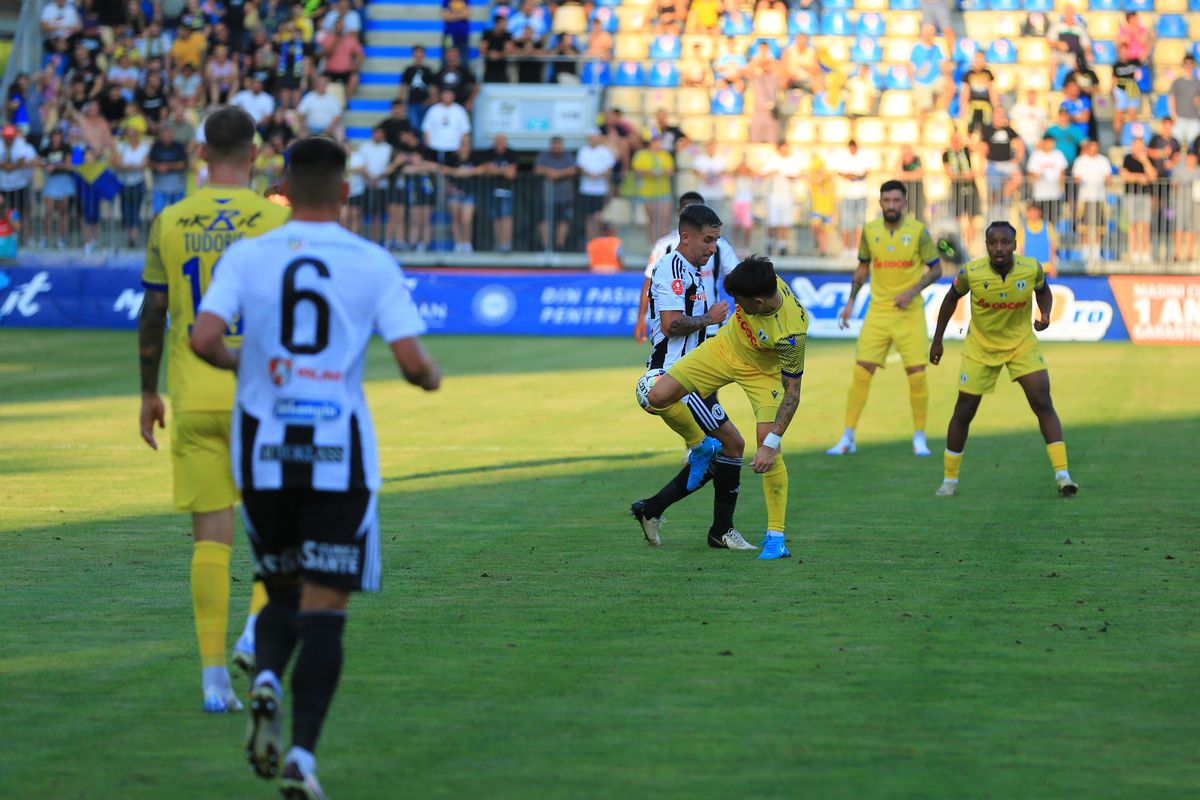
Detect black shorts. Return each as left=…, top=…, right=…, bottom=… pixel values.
left=682, top=391, right=728, bottom=435
left=579, top=193, right=607, bottom=217
left=241, top=488, right=380, bottom=592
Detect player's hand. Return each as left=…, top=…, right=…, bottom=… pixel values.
left=140, top=392, right=166, bottom=450
left=837, top=302, right=852, bottom=329
left=752, top=444, right=777, bottom=473
left=894, top=289, right=915, bottom=310
left=633, top=318, right=648, bottom=343
left=1034, top=315, right=1050, bottom=331
left=706, top=300, right=730, bottom=324
left=929, top=339, right=944, bottom=365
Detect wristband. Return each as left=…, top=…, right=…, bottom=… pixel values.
left=763, top=433, right=782, bottom=450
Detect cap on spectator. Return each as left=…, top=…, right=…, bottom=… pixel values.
left=1, top=125, right=16, bottom=138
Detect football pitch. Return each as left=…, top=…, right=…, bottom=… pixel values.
left=1, top=330, right=1197, bottom=799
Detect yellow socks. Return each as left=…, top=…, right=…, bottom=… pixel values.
left=191, top=541, right=232, bottom=669
left=944, top=450, right=963, bottom=481
left=908, top=370, right=929, bottom=431
left=651, top=401, right=705, bottom=449
left=844, top=364, right=873, bottom=429
left=249, top=579, right=268, bottom=618
left=1046, top=441, right=1068, bottom=473
left=762, top=454, right=788, bottom=532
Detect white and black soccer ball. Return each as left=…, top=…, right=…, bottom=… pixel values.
left=635, top=368, right=666, bottom=413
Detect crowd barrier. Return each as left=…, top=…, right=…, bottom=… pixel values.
left=1, top=261, right=1197, bottom=344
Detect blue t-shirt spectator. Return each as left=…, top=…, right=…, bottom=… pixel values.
left=1060, top=96, right=1090, bottom=138
left=910, top=42, right=944, bottom=86
left=1045, top=120, right=1085, bottom=163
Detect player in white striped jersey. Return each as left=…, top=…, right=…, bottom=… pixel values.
left=634, top=191, right=739, bottom=343
left=191, top=137, right=440, bottom=800
left=632, top=203, right=755, bottom=551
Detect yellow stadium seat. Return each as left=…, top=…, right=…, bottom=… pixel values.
left=885, top=12, right=921, bottom=38
left=963, top=14, right=991, bottom=41
left=1190, top=16, right=1200, bottom=40
left=552, top=5, right=587, bottom=35
left=1017, top=39, right=1051, bottom=65
left=992, top=66, right=1016, bottom=94
left=1087, top=13, right=1121, bottom=41
left=614, top=35, right=649, bottom=61
left=1018, top=68, right=1050, bottom=94
left=623, top=0, right=652, bottom=7
left=1153, top=72, right=1176, bottom=94
left=817, top=117, right=852, bottom=144
left=786, top=117, right=816, bottom=144
left=744, top=143, right=777, bottom=171
left=855, top=147, right=885, bottom=172
left=680, top=116, right=713, bottom=142
left=814, top=38, right=849, bottom=64
left=615, top=7, right=649, bottom=30
left=606, top=87, right=645, bottom=115
left=991, top=15, right=1021, bottom=39
left=1156, top=0, right=1186, bottom=10
left=883, top=39, right=917, bottom=63
left=1154, top=40, right=1187, bottom=67
left=924, top=174, right=949, bottom=205
left=890, top=119, right=921, bottom=145
left=922, top=116, right=955, bottom=148
left=642, top=87, right=680, bottom=115
left=754, top=8, right=787, bottom=36
left=681, top=35, right=715, bottom=61
left=919, top=148, right=945, bottom=172
left=723, top=143, right=748, bottom=168
left=854, top=118, right=887, bottom=145
left=879, top=91, right=915, bottom=118
left=714, top=116, right=751, bottom=143
left=677, top=88, right=711, bottom=116
left=858, top=0, right=887, bottom=11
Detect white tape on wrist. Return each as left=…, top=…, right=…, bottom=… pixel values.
left=763, top=433, right=782, bottom=450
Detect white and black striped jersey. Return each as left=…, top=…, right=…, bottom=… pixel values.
left=646, top=249, right=712, bottom=371
left=199, top=220, right=426, bottom=493
left=643, top=230, right=738, bottom=338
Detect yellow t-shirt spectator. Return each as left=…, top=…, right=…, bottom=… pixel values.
left=632, top=148, right=674, bottom=199
left=170, top=33, right=207, bottom=70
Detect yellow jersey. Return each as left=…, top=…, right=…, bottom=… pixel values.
left=856, top=216, right=940, bottom=307
left=721, top=277, right=810, bottom=378
left=141, top=185, right=291, bottom=412
left=953, top=255, right=1045, bottom=364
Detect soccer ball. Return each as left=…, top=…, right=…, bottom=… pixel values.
left=635, top=369, right=666, bottom=413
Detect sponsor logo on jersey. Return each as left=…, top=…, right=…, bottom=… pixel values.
left=874, top=259, right=914, bottom=268
left=273, top=398, right=342, bottom=422
left=269, top=357, right=292, bottom=387
left=301, top=541, right=360, bottom=576
left=757, top=328, right=769, bottom=343
left=671, top=279, right=685, bottom=296
left=297, top=366, right=343, bottom=382
left=258, top=443, right=346, bottom=463
left=976, top=297, right=1029, bottom=310
left=1016, top=279, right=1027, bottom=291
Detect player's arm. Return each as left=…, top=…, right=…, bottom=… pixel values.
left=633, top=273, right=652, bottom=342
left=929, top=277, right=967, bottom=366
left=389, top=337, right=440, bottom=390
left=839, top=233, right=871, bottom=328
left=1034, top=264, right=1052, bottom=331
left=377, top=263, right=439, bottom=390
left=895, top=229, right=943, bottom=310
left=659, top=301, right=728, bottom=338
left=190, top=312, right=240, bottom=371
left=137, top=288, right=168, bottom=449
left=754, top=332, right=807, bottom=472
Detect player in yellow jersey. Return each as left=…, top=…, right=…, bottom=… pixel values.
left=929, top=221, right=1079, bottom=498
left=137, top=107, right=291, bottom=712
left=647, top=256, right=809, bottom=560
left=828, top=180, right=943, bottom=457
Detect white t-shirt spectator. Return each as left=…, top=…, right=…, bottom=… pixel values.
left=1027, top=148, right=1069, bottom=200
left=297, top=90, right=344, bottom=133
left=766, top=153, right=804, bottom=199
left=230, top=89, right=275, bottom=124
left=831, top=148, right=870, bottom=199
left=115, top=139, right=152, bottom=185
left=41, top=0, right=81, bottom=39
left=1072, top=152, right=1113, bottom=202
left=0, top=137, right=38, bottom=190
left=1009, top=102, right=1048, bottom=153
left=693, top=152, right=728, bottom=200
left=357, top=140, right=393, bottom=187
left=322, top=8, right=362, bottom=32
left=347, top=150, right=366, bottom=197
left=576, top=144, right=616, bottom=196
left=421, top=102, right=471, bottom=153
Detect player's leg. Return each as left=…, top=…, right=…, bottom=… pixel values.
left=897, top=310, right=933, bottom=456
left=693, top=394, right=752, bottom=549
left=938, top=391, right=982, bottom=496
left=1014, top=360, right=1078, bottom=496
left=829, top=310, right=890, bottom=455
left=732, top=367, right=791, bottom=559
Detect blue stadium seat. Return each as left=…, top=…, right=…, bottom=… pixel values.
left=649, top=35, right=682, bottom=59
left=1092, top=41, right=1117, bottom=64
left=788, top=11, right=818, bottom=35
left=824, top=0, right=855, bottom=8
left=851, top=36, right=882, bottom=63
left=646, top=60, right=680, bottom=87
left=1120, top=120, right=1153, bottom=146
left=1137, top=65, right=1153, bottom=93
left=580, top=61, right=610, bottom=85
left=988, top=0, right=1020, bottom=10
left=594, top=0, right=621, bottom=7
left=1194, top=42, right=1200, bottom=60
left=1152, top=94, right=1170, bottom=118
left=1155, top=15, right=1189, bottom=39
left=711, top=88, right=745, bottom=115
left=857, top=12, right=886, bottom=37
left=987, top=39, right=1018, bottom=64
left=1023, top=0, right=1053, bottom=9
left=721, top=12, right=753, bottom=36
left=1122, top=0, right=1152, bottom=10
left=889, top=0, right=920, bottom=8
left=813, top=93, right=846, bottom=116
left=612, top=62, right=645, bottom=86
left=1191, top=0, right=1200, bottom=11
left=821, top=11, right=852, bottom=36
left=1052, top=63, right=1072, bottom=89
left=746, top=38, right=783, bottom=59
left=1088, top=0, right=1120, bottom=9
left=590, top=8, right=618, bottom=33
left=953, top=38, right=980, bottom=62
left=715, top=54, right=748, bottom=75
left=884, top=65, right=914, bottom=90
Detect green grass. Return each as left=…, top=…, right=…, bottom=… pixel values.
left=1, top=331, right=1197, bottom=799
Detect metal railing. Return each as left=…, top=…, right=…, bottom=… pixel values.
left=4, top=168, right=1200, bottom=274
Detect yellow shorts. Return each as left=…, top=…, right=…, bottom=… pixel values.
left=958, top=348, right=1047, bottom=395
left=171, top=410, right=239, bottom=513
left=668, top=336, right=783, bottom=423
left=856, top=307, right=928, bottom=368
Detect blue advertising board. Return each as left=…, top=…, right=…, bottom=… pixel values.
left=0, top=262, right=1133, bottom=342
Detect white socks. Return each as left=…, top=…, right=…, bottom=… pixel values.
left=1055, top=470, right=1071, bottom=481
left=765, top=530, right=784, bottom=539
left=286, top=746, right=316, bottom=774
left=202, top=665, right=232, bottom=692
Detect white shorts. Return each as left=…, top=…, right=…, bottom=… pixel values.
left=766, top=194, right=794, bottom=227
